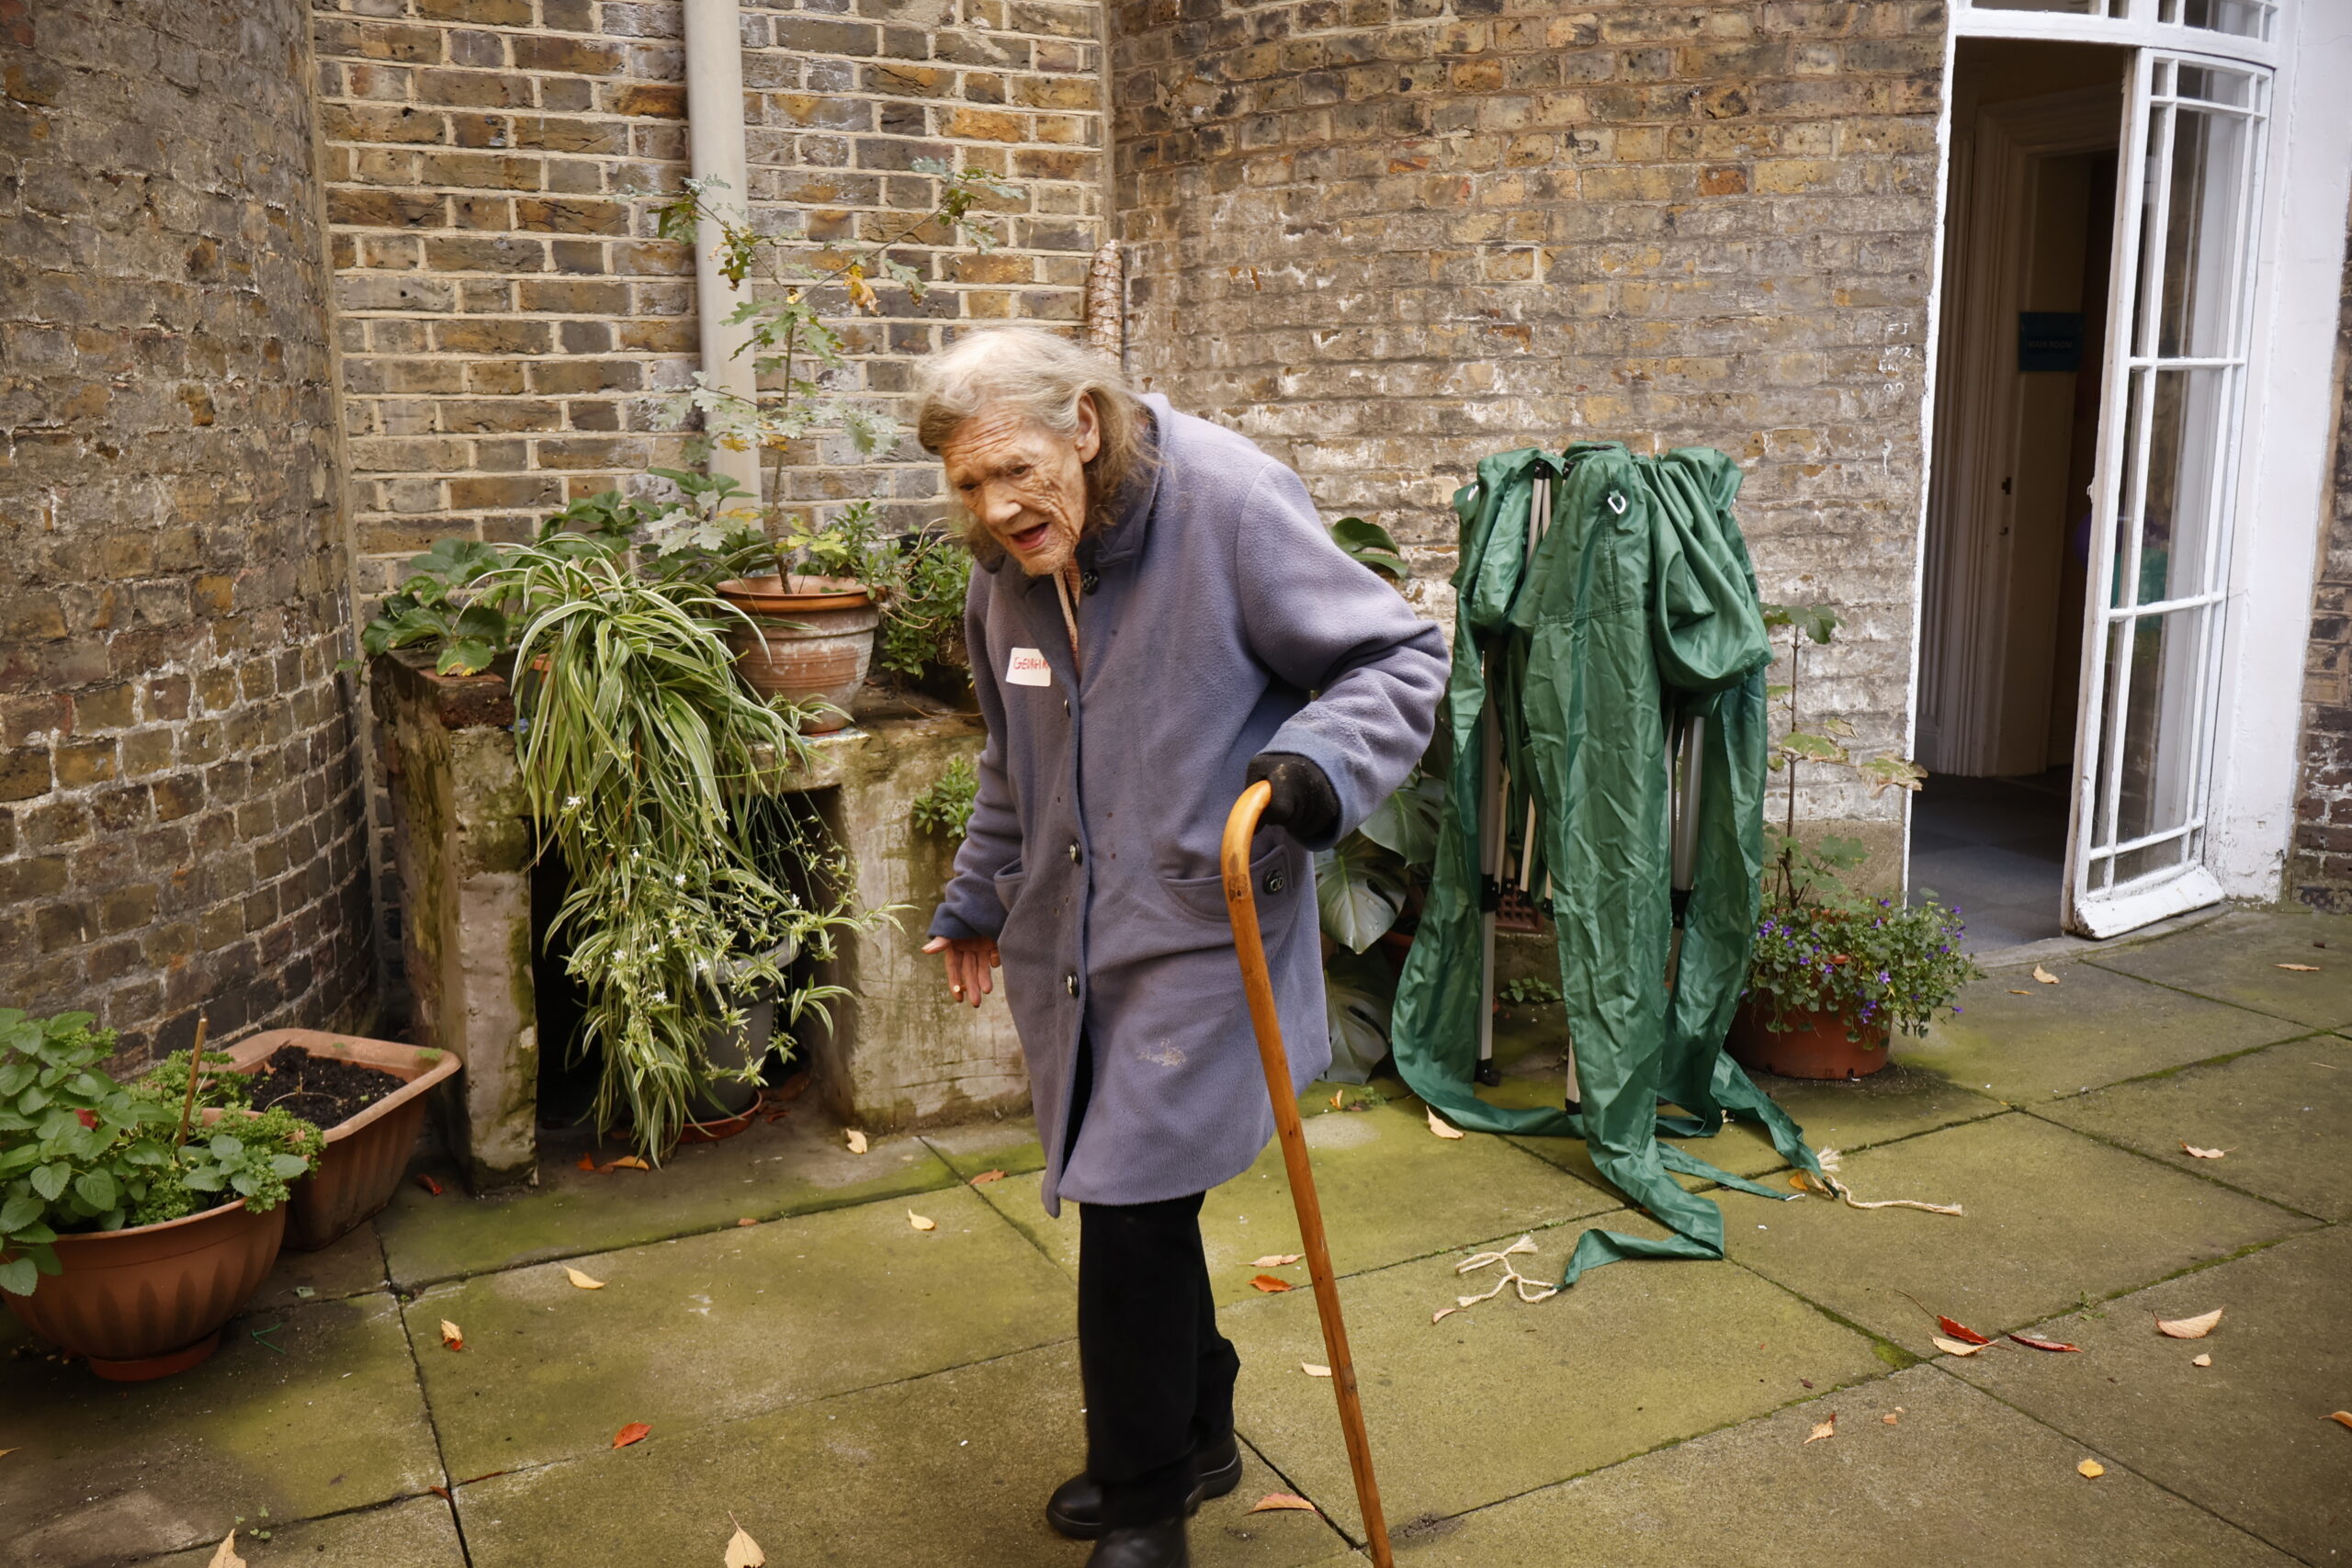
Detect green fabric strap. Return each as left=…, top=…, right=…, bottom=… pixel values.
left=1390, top=444, right=1824, bottom=1288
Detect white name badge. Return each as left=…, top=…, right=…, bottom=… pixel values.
left=1005, top=647, right=1054, bottom=687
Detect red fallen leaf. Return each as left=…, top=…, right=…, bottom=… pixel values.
left=1249, top=1492, right=1317, bottom=1514
left=428, top=1484, right=451, bottom=1501
left=575, top=1155, right=598, bottom=1172
left=1250, top=1274, right=1295, bottom=1293
left=737, top=1217, right=758, bottom=1227
left=1939, top=1316, right=1992, bottom=1346
left=612, top=1422, right=651, bottom=1450
left=416, top=1175, right=444, bottom=1196
left=968, top=1169, right=1007, bottom=1186
left=2008, top=1333, right=2082, bottom=1353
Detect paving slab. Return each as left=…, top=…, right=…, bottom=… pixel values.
left=376, top=1114, right=956, bottom=1287
left=456, top=1342, right=1352, bottom=1568
left=1910, top=957, right=2302, bottom=1103
left=2086, top=907, right=2352, bottom=1030
left=2034, top=1032, right=2352, bottom=1220
left=1220, top=1213, right=1891, bottom=1539
left=405, top=1183, right=1076, bottom=1478
left=0, top=1293, right=440, bottom=1568
left=974, top=1090, right=1620, bottom=1307
left=146, top=1498, right=467, bottom=1568
left=250, top=1219, right=390, bottom=1313
left=920, top=1115, right=1046, bottom=1179
left=1309, top=1364, right=2297, bottom=1568
left=1944, top=1224, right=2352, bottom=1565
left=1718, top=1112, right=2312, bottom=1358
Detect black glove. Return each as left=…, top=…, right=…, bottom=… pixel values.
left=1246, top=751, right=1340, bottom=842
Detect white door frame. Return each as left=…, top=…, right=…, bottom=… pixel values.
left=1908, top=0, right=2352, bottom=928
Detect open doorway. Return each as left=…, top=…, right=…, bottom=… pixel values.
left=1917, top=39, right=2127, bottom=951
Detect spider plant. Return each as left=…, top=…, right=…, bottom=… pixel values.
left=503, top=544, right=887, bottom=1157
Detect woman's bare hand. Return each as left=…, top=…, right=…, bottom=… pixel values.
left=922, top=934, right=1001, bottom=1008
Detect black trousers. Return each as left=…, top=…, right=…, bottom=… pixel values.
left=1069, top=1043, right=1241, bottom=1527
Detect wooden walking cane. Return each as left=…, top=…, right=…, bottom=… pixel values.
left=1222, top=781, right=1396, bottom=1568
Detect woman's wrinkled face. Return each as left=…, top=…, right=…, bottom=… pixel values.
left=939, top=398, right=1099, bottom=577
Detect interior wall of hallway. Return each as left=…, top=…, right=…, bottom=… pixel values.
left=0, top=0, right=375, bottom=1064
left=1107, top=0, right=1945, bottom=851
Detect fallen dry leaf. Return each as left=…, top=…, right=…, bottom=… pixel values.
left=1249, top=1274, right=1295, bottom=1293
left=908, top=1210, right=936, bottom=1232
left=2192, top=1353, right=2212, bottom=1367
left=844, top=1129, right=868, bottom=1155
left=2328, top=1411, right=2352, bottom=1431
left=2032, top=964, right=2061, bottom=985
left=206, top=1532, right=244, bottom=1568
left=1937, top=1316, right=1992, bottom=1346
left=2276, top=963, right=2321, bottom=972
left=1804, top=1416, right=1837, bottom=1444
left=1329, top=1090, right=1344, bottom=1110
left=2156, top=1307, right=2223, bottom=1339
left=608, top=1155, right=650, bottom=1172
left=576, top=1155, right=598, bottom=1172
left=2181, top=1143, right=2228, bottom=1159
left=0, top=1448, right=14, bottom=1459
left=1432, top=1307, right=1458, bottom=1324
left=2007, top=988, right=2033, bottom=995
left=1250, top=1253, right=1304, bottom=1269
left=725, top=1519, right=765, bottom=1568
left=1249, top=1493, right=1317, bottom=1515
left=1932, top=1335, right=1990, bottom=1357
left=564, top=1267, right=605, bottom=1291
left=612, top=1422, right=651, bottom=1450
left=439, top=1319, right=464, bottom=1351
left=737, top=1217, right=757, bottom=1227
left=968, top=1169, right=1006, bottom=1186
left=2008, top=1333, right=2081, bottom=1353
left=416, top=1174, right=444, bottom=1196
left=1426, top=1106, right=1464, bottom=1140
left=427, top=1484, right=451, bottom=1501
left=1882, top=1414, right=1899, bottom=1426
left=1302, top=1362, right=1331, bottom=1377
left=2077, top=1459, right=2105, bottom=1479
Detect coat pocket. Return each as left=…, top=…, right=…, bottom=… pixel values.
left=1162, top=840, right=1305, bottom=926
left=992, top=863, right=1028, bottom=915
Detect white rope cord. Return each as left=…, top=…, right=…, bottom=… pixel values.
left=1452, top=1234, right=1559, bottom=1307
left=1798, top=1148, right=1965, bottom=1216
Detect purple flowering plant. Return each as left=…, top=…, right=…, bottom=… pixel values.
left=1746, top=604, right=1982, bottom=1042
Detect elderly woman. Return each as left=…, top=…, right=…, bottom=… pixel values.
left=916, top=327, right=1444, bottom=1568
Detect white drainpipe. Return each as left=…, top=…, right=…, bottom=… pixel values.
left=683, top=0, right=761, bottom=498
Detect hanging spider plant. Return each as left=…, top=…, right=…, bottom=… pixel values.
left=503, top=544, right=888, bottom=1158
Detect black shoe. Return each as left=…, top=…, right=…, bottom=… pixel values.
left=1046, top=1435, right=1242, bottom=1540
left=1086, top=1517, right=1188, bottom=1568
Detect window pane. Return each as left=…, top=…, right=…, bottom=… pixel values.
left=2110, top=371, right=2146, bottom=609
left=2136, top=367, right=2230, bottom=603
left=1973, top=0, right=2103, bottom=11
left=2175, top=65, right=2256, bottom=107
left=2154, top=107, right=2251, bottom=358
left=2174, top=0, right=2270, bottom=40
left=2114, top=832, right=2190, bottom=886
left=2111, top=607, right=2211, bottom=849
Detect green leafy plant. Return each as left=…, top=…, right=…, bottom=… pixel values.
left=910, top=757, right=979, bottom=840
left=1498, top=976, right=1562, bottom=1006
left=1328, top=516, right=1408, bottom=582
left=504, top=545, right=890, bottom=1158
left=0, top=1014, right=322, bottom=1298
left=875, top=527, right=973, bottom=679
left=1747, top=604, right=1975, bottom=1041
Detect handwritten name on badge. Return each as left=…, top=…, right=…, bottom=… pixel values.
left=1005, top=648, right=1054, bottom=687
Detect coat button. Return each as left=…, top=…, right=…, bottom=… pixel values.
left=1081, top=570, right=1101, bottom=594
left=1062, top=697, right=1070, bottom=715
left=1067, top=842, right=1081, bottom=863
left=1263, top=869, right=1286, bottom=896
left=1065, top=973, right=1080, bottom=997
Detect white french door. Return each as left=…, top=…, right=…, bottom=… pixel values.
left=2063, top=50, right=2269, bottom=936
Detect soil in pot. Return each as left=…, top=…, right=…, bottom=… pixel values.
left=1726, top=999, right=1892, bottom=1080
left=243, top=1045, right=405, bottom=1126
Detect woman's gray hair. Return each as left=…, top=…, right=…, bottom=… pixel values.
left=911, top=326, right=1155, bottom=557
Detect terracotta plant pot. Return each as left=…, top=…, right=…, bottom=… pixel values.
left=3, top=1196, right=288, bottom=1381
left=716, top=575, right=880, bottom=734
left=216, top=1029, right=462, bottom=1250
left=1725, top=998, right=1892, bottom=1080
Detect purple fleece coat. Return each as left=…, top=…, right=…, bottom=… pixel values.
left=928, top=398, right=1447, bottom=1213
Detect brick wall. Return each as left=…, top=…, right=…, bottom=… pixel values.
left=2287, top=195, right=2352, bottom=910
left=1108, top=0, right=1944, bottom=839
left=312, top=0, right=1109, bottom=596
left=0, top=0, right=376, bottom=1062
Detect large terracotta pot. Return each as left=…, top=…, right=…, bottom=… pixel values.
left=716, top=575, right=879, bottom=733
left=1725, top=998, right=1892, bottom=1080
left=216, top=1029, right=461, bottom=1250
left=3, top=1197, right=287, bottom=1381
